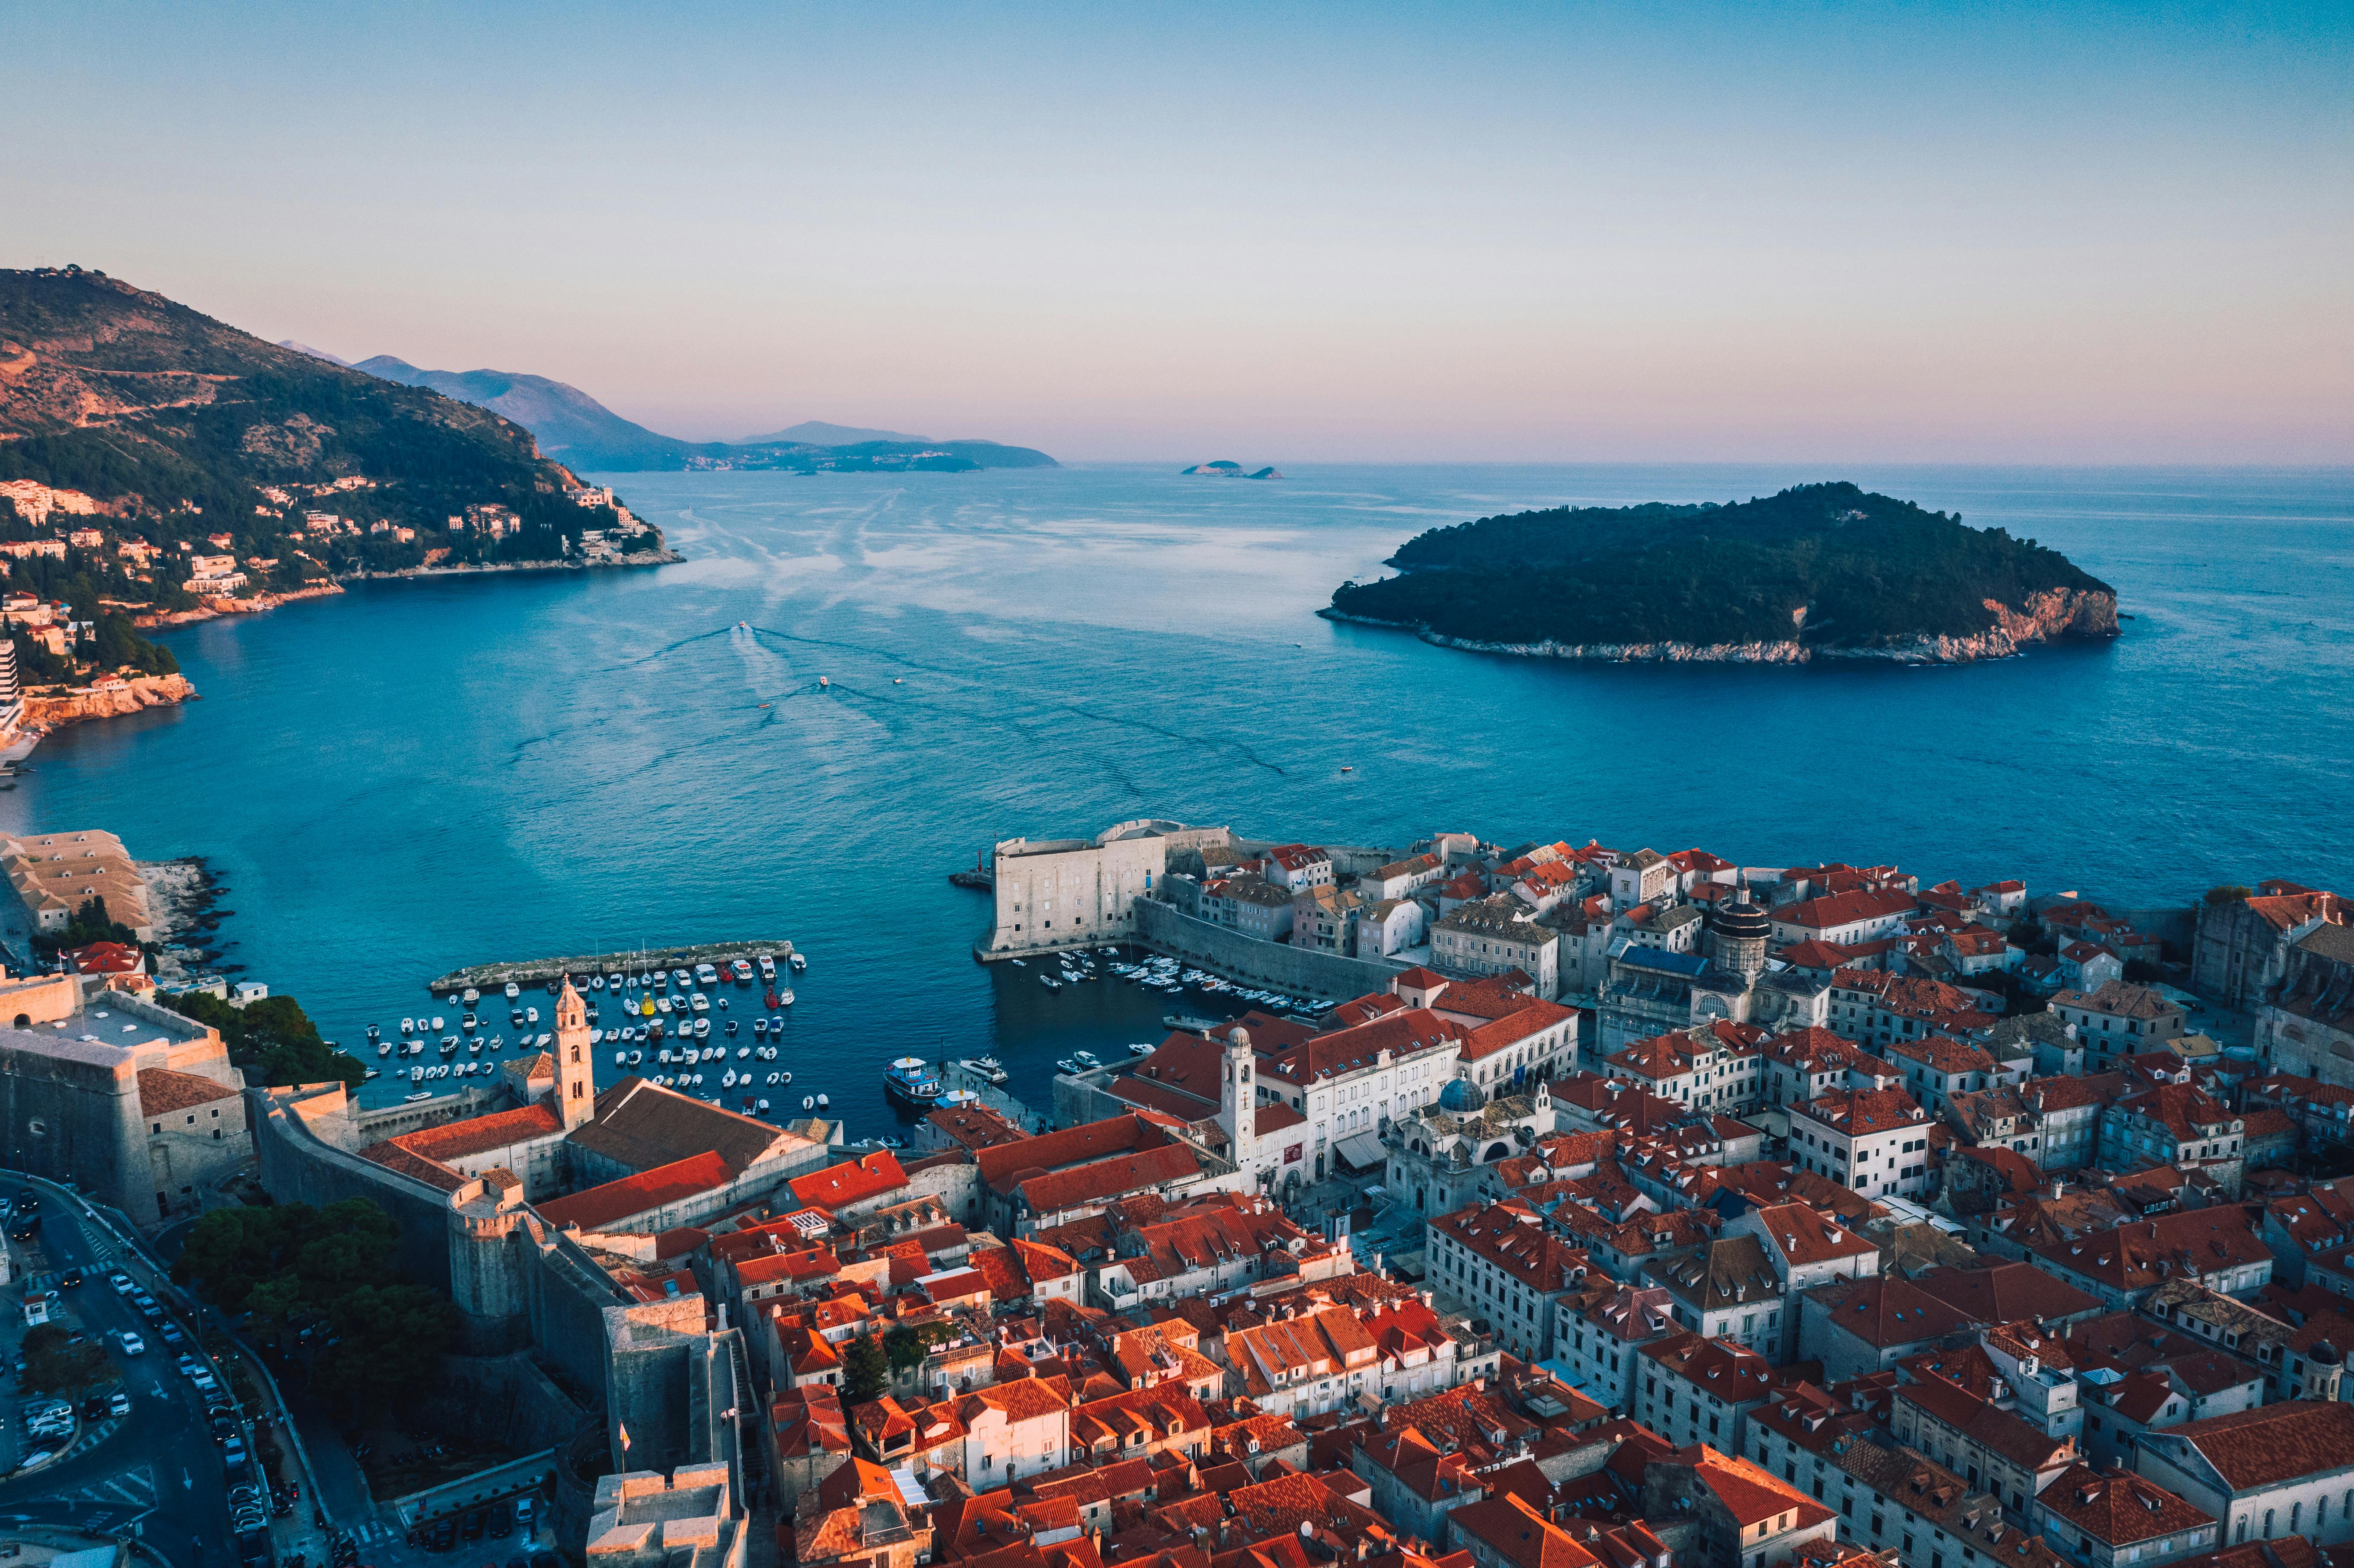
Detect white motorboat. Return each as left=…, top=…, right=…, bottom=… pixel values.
left=405, top=1090, right=432, bottom=1102
left=525, top=1006, right=540, bottom=1025
left=614, top=1051, right=628, bottom=1067
left=627, top=1050, right=642, bottom=1067
left=802, top=1095, right=814, bottom=1111
left=377, top=1041, right=392, bottom=1057
left=789, top=952, right=807, bottom=972
left=776, top=989, right=795, bottom=1006
left=462, top=987, right=480, bottom=1005
left=400, top=1017, right=416, bottom=1035
left=815, top=1092, right=829, bottom=1108
left=409, top=1065, right=424, bottom=1083
left=1073, top=1050, right=1101, bottom=1068
left=504, top=981, right=521, bottom=1000
left=779, top=1070, right=792, bottom=1084
left=737, top=1047, right=749, bottom=1059
left=757, top=1099, right=769, bottom=1111
left=1127, top=1042, right=1155, bottom=1058
left=430, top=1015, right=445, bottom=1031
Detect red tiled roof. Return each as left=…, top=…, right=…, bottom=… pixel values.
left=790, top=1150, right=907, bottom=1212
left=137, top=1067, right=238, bottom=1115
left=2153, top=1401, right=2354, bottom=1490
left=534, top=1148, right=734, bottom=1231
left=394, top=1102, right=564, bottom=1163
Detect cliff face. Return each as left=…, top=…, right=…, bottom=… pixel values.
left=24, top=673, right=198, bottom=726
left=1322, top=584, right=2120, bottom=666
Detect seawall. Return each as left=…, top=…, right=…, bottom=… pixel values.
left=1134, top=900, right=1405, bottom=1001
left=21, top=673, right=198, bottom=726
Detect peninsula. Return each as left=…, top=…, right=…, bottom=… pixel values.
left=1325, top=481, right=2119, bottom=664
left=0, top=266, right=675, bottom=746
left=1182, top=460, right=1283, bottom=479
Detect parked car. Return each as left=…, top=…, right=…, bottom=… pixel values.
left=430, top=1518, right=457, bottom=1552
left=107, top=1273, right=133, bottom=1296
left=514, top=1498, right=536, bottom=1528
left=222, top=1434, right=248, bottom=1472
left=159, top=1322, right=185, bottom=1347
left=489, top=1511, right=511, bottom=1539
left=462, top=1510, right=486, bottom=1542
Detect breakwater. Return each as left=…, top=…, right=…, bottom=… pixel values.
left=428, top=939, right=796, bottom=994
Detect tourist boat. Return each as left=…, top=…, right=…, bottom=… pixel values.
left=789, top=953, right=807, bottom=973
left=883, top=1057, right=943, bottom=1107
left=1127, top=1042, right=1155, bottom=1058
left=1072, top=1050, right=1101, bottom=1069
left=1040, top=975, right=1061, bottom=992
left=1055, top=1058, right=1080, bottom=1074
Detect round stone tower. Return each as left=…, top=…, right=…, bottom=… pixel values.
left=1707, top=881, right=1771, bottom=984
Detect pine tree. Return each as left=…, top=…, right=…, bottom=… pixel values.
left=843, top=1331, right=890, bottom=1405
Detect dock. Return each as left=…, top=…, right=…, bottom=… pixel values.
left=427, top=939, right=797, bottom=994
left=939, top=1060, right=1053, bottom=1134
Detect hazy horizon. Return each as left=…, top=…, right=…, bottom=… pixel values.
left=6, top=1, right=2348, bottom=464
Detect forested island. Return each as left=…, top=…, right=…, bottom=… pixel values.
left=1324, top=482, right=2120, bottom=664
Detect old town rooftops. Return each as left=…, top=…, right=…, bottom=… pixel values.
left=137, top=1066, right=239, bottom=1114
left=1883, top=1035, right=1998, bottom=1075
left=2054, top=981, right=2183, bottom=1020
left=2146, top=1401, right=2354, bottom=1490
left=1430, top=1199, right=1592, bottom=1292
left=789, top=1150, right=908, bottom=1213
left=1640, top=1331, right=1773, bottom=1399
left=1264, top=1008, right=1465, bottom=1084
left=574, top=1076, right=805, bottom=1175
left=1794, top=1087, right=1926, bottom=1137
left=975, top=1112, right=1178, bottom=1194
left=2038, top=1466, right=2214, bottom=1545
left=535, top=1150, right=734, bottom=1231
left=1654, top=1234, right=1778, bottom=1311
left=1779, top=888, right=1918, bottom=930
left=1804, top=1274, right=1978, bottom=1348
left=1658, top=1442, right=1830, bottom=1530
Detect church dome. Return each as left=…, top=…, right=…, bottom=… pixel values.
left=1709, top=886, right=1771, bottom=943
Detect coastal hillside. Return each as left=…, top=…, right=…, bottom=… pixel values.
left=0, top=266, right=659, bottom=583
left=356, top=358, right=1059, bottom=473
left=1327, top=482, right=2119, bottom=663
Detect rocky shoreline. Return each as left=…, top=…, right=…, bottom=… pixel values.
left=1321, top=587, right=2121, bottom=667
left=137, top=582, right=345, bottom=628
left=340, top=547, right=683, bottom=582
left=137, top=854, right=238, bottom=986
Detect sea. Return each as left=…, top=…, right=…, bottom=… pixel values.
left=3, top=462, right=2348, bottom=1138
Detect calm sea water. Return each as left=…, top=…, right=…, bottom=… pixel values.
left=4, top=463, right=2348, bottom=1136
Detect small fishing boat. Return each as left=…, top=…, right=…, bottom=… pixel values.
left=463, top=987, right=480, bottom=1005
left=815, top=1092, right=829, bottom=1108
left=1040, top=974, right=1062, bottom=992
left=377, top=1041, right=393, bottom=1057
left=757, top=1098, right=770, bottom=1111
left=789, top=952, right=808, bottom=973
left=430, top=1015, right=445, bottom=1032
left=614, top=1051, right=628, bottom=1067
left=1056, top=1058, right=1080, bottom=1074
left=400, top=1017, right=416, bottom=1035
left=405, top=1090, right=432, bottom=1103
left=758, top=955, right=777, bottom=981
left=1073, top=1050, right=1101, bottom=1069
left=627, top=1049, right=642, bottom=1067
left=409, top=1065, right=424, bottom=1083
left=504, top=981, right=521, bottom=1000
left=1127, top=1042, right=1156, bottom=1057
left=776, top=988, right=795, bottom=1006
left=802, top=1095, right=815, bottom=1111
left=780, top=1070, right=792, bottom=1084
left=525, top=1006, right=540, bottom=1025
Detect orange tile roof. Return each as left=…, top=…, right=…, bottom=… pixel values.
left=789, top=1150, right=907, bottom=1212
left=137, top=1067, right=239, bottom=1115
left=534, top=1148, right=733, bottom=1231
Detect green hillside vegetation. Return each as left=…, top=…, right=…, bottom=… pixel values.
left=1328, top=482, right=2112, bottom=649
left=0, top=513, right=182, bottom=681
left=0, top=267, right=658, bottom=587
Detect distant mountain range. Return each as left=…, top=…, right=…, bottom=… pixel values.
left=316, top=350, right=1053, bottom=473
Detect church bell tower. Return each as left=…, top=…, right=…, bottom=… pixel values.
left=553, top=978, right=594, bottom=1130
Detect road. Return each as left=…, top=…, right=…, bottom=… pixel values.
left=0, top=1181, right=256, bottom=1568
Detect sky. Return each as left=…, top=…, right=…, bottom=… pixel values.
left=5, top=1, right=2349, bottom=463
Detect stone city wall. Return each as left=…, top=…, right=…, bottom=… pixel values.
left=1134, top=898, right=1405, bottom=1000
left=250, top=1087, right=455, bottom=1289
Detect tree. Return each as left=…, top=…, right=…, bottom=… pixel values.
left=160, top=990, right=364, bottom=1089
left=2205, top=885, right=2255, bottom=906
left=883, top=1322, right=953, bottom=1375
left=21, top=1322, right=110, bottom=1397
left=843, top=1332, right=890, bottom=1405
left=309, top=1283, right=460, bottom=1421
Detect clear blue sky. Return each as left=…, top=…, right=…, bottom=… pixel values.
left=6, top=1, right=2348, bottom=461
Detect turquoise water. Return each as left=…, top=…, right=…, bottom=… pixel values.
left=4, top=463, right=2348, bottom=1135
